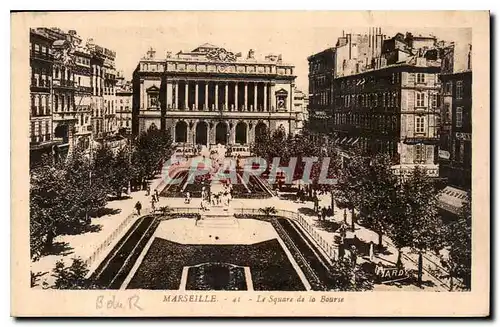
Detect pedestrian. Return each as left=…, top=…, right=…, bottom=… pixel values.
left=350, top=245, right=358, bottom=268
left=321, top=207, right=327, bottom=221
left=313, top=195, right=319, bottom=212
left=151, top=197, right=156, bottom=212
left=185, top=191, right=191, bottom=204
left=155, top=189, right=159, bottom=202
left=327, top=205, right=332, bottom=218
left=135, top=201, right=142, bottom=215
left=369, top=241, right=375, bottom=262
left=146, top=184, right=150, bottom=196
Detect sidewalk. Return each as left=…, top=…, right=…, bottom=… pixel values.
left=31, top=175, right=164, bottom=288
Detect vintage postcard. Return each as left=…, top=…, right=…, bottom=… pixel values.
left=11, top=11, right=490, bottom=317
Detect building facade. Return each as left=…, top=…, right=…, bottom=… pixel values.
left=87, top=39, right=118, bottom=140
left=292, top=87, right=308, bottom=133
left=116, top=74, right=133, bottom=134
left=308, top=28, right=443, bottom=177
left=437, top=43, right=472, bottom=215
left=133, top=44, right=298, bottom=146
left=29, top=28, right=59, bottom=166
left=307, top=47, right=336, bottom=135
left=70, top=31, right=93, bottom=152
left=28, top=27, right=120, bottom=167
left=49, top=29, right=78, bottom=160
left=331, top=59, right=441, bottom=177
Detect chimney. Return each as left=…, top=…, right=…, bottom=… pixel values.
left=372, top=27, right=375, bottom=57
left=368, top=27, right=371, bottom=48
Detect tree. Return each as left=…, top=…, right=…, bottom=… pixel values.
left=441, top=193, right=472, bottom=290
left=52, top=257, right=92, bottom=289
left=132, top=125, right=173, bottom=183
left=92, top=144, right=114, bottom=194
left=30, top=161, right=68, bottom=255
left=333, top=152, right=366, bottom=231
left=108, top=147, right=132, bottom=198
left=64, top=147, right=108, bottom=227
left=356, top=154, right=399, bottom=251
left=388, top=167, right=442, bottom=287
left=328, top=257, right=373, bottom=291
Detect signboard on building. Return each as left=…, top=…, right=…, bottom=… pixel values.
left=375, top=263, right=409, bottom=284
left=439, top=150, right=451, bottom=159
left=391, top=165, right=439, bottom=177
left=455, top=132, right=472, bottom=141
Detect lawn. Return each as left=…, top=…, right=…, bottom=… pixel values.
left=159, top=170, right=272, bottom=199
left=126, top=238, right=305, bottom=291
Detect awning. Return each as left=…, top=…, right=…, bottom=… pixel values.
left=350, top=137, right=360, bottom=146
left=438, top=186, right=468, bottom=215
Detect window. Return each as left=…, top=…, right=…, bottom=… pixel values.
left=430, top=94, right=438, bottom=109
left=417, top=73, right=425, bottom=84
left=415, top=116, right=425, bottom=134
left=445, top=82, right=452, bottom=95
left=414, top=144, right=426, bottom=163
left=31, top=122, right=36, bottom=142
left=416, top=92, right=425, bottom=107
left=456, top=107, right=463, bottom=128
left=148, top=92, right=159, bottom=108
left=45, top=121, right=50, bottom=140
left=456, top=81, right=463, bottom=99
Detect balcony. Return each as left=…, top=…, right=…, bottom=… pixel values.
left=53, top=79, right=76, bottom=89
left=76, top=85, right=93, bottom=94
left=30, top=79, right=51, bottom=90
left=76, top=105, right=91, bottom=112
left=403, top=135, right=439, bottom=145
left=31, top=51, right=53, bottom=62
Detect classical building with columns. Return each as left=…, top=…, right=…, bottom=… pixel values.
left=132, top=44, right=298, bottom=146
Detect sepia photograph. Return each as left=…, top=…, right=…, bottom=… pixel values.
left=11, top=10, right=490, bottom=317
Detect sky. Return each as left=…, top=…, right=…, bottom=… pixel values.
left=46, top=12, right=472, bottom=92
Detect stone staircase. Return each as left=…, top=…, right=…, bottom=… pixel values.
left=196, top=205, right=239, bottom=228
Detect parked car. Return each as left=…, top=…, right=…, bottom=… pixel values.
left=229, top=145, right=251, bottom=157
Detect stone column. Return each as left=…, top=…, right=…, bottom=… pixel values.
left=140, top=81, right=144, bottom=109
left=184, top=81, right=189, bottom=110
left=263, top=82, right=268, bottom=111
left=215, top=83, right=219, bottom=110
left=230, top=123, right=236, bottom=145
left=234, top=82, right=238, bottom=111
left=209, top=122, right=215, bottom=144
left=254, top=83, right=258, bottom=111
left=270, top=83, right=276, bottom=111
left=249, top=122, right=255, bottom=143
left=195, top=81, right=199, bottom=110
left=204, top=82, right=209, bottom=110
left=173, top=81, right=177, bottom=109
left=166, top=81, right=173, bottom=109
left=224, top=82, right=229, bottom=110
left=244, top=82, right=248, bottom=111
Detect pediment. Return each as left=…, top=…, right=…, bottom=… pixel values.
left=275, top=88, right=288, bottom=95
left=146, top=85, right=160, bottom=92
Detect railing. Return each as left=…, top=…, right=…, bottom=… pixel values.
left=31, top=51, right=53, bottom=61
left=84, top=208, right=152, bottom=269
left=232, top=208, right=338, bottom=262
left=380, top=234, right=465, bottom=291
